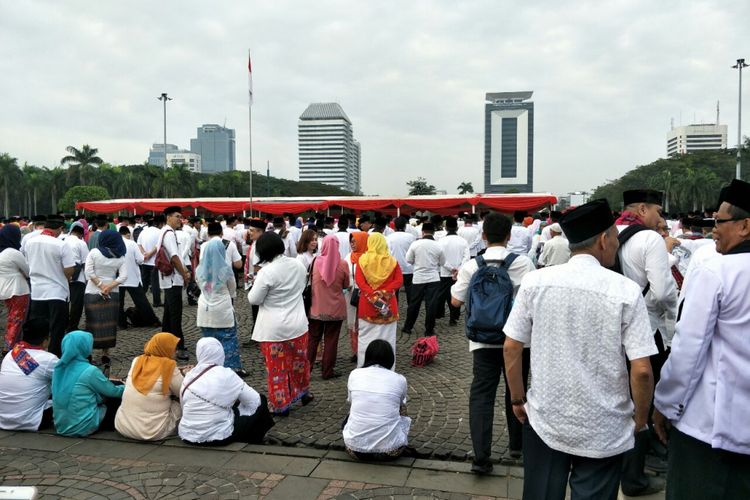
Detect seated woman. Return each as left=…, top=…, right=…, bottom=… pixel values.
left=0, top=318, right=59, bottom=431
left=179, top=337, right=274, bottom=446
left=51, top=331, right=124, bottom=437
left=114, top=332, right=183, bottom=441
left=342, top=340, right=411, bottom=461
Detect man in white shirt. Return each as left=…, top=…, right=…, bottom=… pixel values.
left=158, top=206, right=191, bottom=360
left=285, top=213, right=302, bottom=250
left=0, top=318, right=59, bottom=431
left=451, top=212, right=536, bottom=473
left=334, top=216, right=352, bottom=260
left=403, top=223, right=445, bottom=335
left=457, top=215, right=482, bottom=258
left=117, top=227, right=160, bottom=329
left=503, top=199, right=657, bottom=499
left=431, top=215, right=447, bottom=241
left=272, top=217, right=297, bottom=258
left=64, top=222, right=89, bottom=332
left=436, top=217, right=469, bottom=326
left=539, top=211, right=563, bottom=243
left=387, top=217, right=416, bottom=305
left=20, top=215, right=46, bottom=254
left=507, top=211, right=532, bottom=254
left=137, top=216, right=164, bottom=307
left=26, top=215, right=75, bottom=356
left=537, top=223, right=570, bottom=267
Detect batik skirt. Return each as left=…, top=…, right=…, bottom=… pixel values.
left=3, top=294, right=30, bottom=351
left=85, top=293, right=119, bottom=349
left=201, top=325, right=242, bottom=370
left=259, top=333, right=311, bottom=413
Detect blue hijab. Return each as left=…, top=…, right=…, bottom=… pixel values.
left=0, top=224, right=21, bottom=253
left=52, top=331, right=94, bottom=407
left=97, top=229, right=126, bottom=258
left=195, top=239, right=234, bottom=298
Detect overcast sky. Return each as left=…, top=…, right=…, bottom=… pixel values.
left=1, top=1, right=748, bottom=196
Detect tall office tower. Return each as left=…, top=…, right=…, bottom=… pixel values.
left=190, top=124, right=236, bottom=173
left=298, top=103, right=361, bottom=194
left=147, top=143, right=180, bottom=167
left=484, top=91, right=534, bottom=193
left=666, top=124, right=728, bottom=156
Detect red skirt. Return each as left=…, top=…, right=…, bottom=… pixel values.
left=259, top=333, right=311, bottom=413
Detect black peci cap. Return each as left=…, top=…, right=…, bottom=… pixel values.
left=623, top=189, right=664, bottom=206
left=559, top=199, right=615, bottom=244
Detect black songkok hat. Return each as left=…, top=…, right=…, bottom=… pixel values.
left=559, top=199, right=615, bottom=244
left=623, top=189, right=663, bottom=206
left=272, top=216, right=284, bottom=225
left=445, top=216, right=458, bottom=229
left=31, top=215, right=47, bottom=223
left=45, top=214, right=65, bottom=229
left=248, top=218, right=266, bottom=230
left=720, top=179, right=750, bottom=213
left=422, top=222, right=435, bottom=232
left=163, top=206, right=182, bottom=216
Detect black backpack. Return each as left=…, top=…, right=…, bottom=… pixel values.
left=610, top=224, right=652, bottom=296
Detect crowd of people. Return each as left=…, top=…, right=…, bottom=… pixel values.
left=0, top=179, right=748, bottom=499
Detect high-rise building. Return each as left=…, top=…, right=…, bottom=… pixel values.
left=166, top=152, right=202, bottom=173
left=298, top=103, right=361, bottom=194
left=190, top=124, right=236, bottom=173
left=147, top=143, right=180, bottom=167
left=666, top=124, right=728, bottom=156
left=484, top=91, right=534, bottom=193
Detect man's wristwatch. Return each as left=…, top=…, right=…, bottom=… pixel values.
left=510, top=397, right=527, bottom=406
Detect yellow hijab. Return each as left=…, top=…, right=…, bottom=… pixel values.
left=131, top=332, right=180, bottom=396
left=358, top=232, right=397, bottom=289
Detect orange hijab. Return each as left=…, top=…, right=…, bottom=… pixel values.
left=131, top=332, right=180, bottom=396
left=350, top=231, right=369, bottom=264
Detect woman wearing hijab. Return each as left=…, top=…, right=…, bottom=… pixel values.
left=354, top=233, right=403, bottom=369
left=114, top=332, right=183, bottom=441
left=52, top=331, right=124, bottom=437
left=344, top=231, right=369, bottom=363
left=0, top=224, right=30, bottom=354
left=307, top=234, right=350, bottom=379
left=179, top=337, right=274, bottom=445
left=84, top=229, right=128, bottom=370
left=247, top=232, right=313, bottom=416
left=195, top=239, right=246, bottom=377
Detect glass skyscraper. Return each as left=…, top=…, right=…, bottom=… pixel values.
left=190, top=124, right=236, bottom=173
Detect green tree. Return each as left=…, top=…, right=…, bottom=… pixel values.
left=0, top=154, right=22, bottom=215
left=406, top=177, right=436, bottom=195
left=59, top=185, right=110, bottom=212
left=47, top=167, right=67, bottom=213
left=457, top=181, right=474, bottom=194
left=61, top=145, right=103, bottom=185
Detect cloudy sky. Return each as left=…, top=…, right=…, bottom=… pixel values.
left=1, top=1, right=748, bottom=196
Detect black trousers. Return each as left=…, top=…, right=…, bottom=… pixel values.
left=469, top=347, right=530, bottom=465
left=522, top=423, right=624, bottom=500
left=396, top=273, right=413, bottom=306
left=29, top=299, right=68, bottom=357
left=186, top=395, right=275, bottom=446
left=141, top=265, right=163, bottom=306
left=435, top=276, right=461, bottom=322
left=403, top=280, right=440, bottom=334
left=162, top=286, right=184, bottom=349
left=67, top=281, right=86, bottom=332
left=118, top=285, right=160, bottom=326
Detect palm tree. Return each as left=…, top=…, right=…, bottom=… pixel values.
left=0, top=154, right=22, bottom=215
left=61, top=145, right=103, bottom=185
left=46, top=167, right=67, bottom=213
left=457, top=181, right=474, bottom=194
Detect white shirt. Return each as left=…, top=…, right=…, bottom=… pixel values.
left=451, top=246, right=535, bottom=351
left=176, top=229, right=193, bottom=266
left=26, top=234, right=75, bottom=301
left=297, top=251, right=315, bottom=272
left=438, top=234, right=470, bottom=278
left=387, top=231, right=416, bottom=275
left=196, top=278, right=236, bottom=328
left=158, top=226, right=184, bottom=289
left=0, top=348, right=58, bottom=431
left=335, top=231, right=352, bottom=261
left=0, top=248, right=30, bottom=300
left=507, top=224, right=532, bottom=254
left=538, top=236, right=571, bottom=267
left=247, top=255, right=308, bottom=342
left=84, top=249, right=127, bottom=295
left=20, top=229, right=43, bottom=255
left=64, top=234, right=89, bottom=285
left=288, top=225, right=302, bottom=250
left=457, top=225, right=482, bottom=257
left=201, top=236, right=241, bottom=270
left=137, top=226, right=161, bottom=266
left=342, top=365, right=411, bottom=454
left=121, top=238, right=144, bottom=287
left=504, top=254, right=658, bottom=458
left=617, top=226, right=678, bottom=344
left=406, top=238, right=444, bottom=284
left=275, top=229, right=298, bottom=258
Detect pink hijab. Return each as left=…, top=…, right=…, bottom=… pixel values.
left=316, top=234, right=341, bottom=286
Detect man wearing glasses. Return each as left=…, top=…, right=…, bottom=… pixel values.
left=159, top=206, right=191, bottom=360
left=653, top=179, right=750, bottom=499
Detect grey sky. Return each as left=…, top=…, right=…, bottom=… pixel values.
left=1, top=0, right=748, bottom=197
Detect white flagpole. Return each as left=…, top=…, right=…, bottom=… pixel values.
left=248, top=49, right=253, bottom=215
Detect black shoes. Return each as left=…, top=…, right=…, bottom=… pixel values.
left=401, top=328, right=413, bottom=334
left=301, top=394, right=315, bottom=406
left=471, top=461, right=494, bottom=475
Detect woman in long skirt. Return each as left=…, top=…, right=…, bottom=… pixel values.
left=354, top=233, right=403, bottom=369
left=344, top=231, right=369, bottom=362
left=84, top=229, right=127, bottom=371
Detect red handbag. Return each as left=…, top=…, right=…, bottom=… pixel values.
left=411, top=336, right=439, bottom=367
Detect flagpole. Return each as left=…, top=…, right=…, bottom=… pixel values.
left=248, top=49, right=253, bottom=216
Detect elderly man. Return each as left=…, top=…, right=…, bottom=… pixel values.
left=504, top=199, right=657, bottom=500
left=537, top=223, right=570, bottom=267
left=653, top=179, right=750, bottom=500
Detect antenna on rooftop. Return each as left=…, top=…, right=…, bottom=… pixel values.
left=717, top=100, right=720, bottom=125
left=670, top=117, right=674, bottom=130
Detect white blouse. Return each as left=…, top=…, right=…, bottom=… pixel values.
left=196, top=278, right=236, bottom=329
left=343, top=365, right=411, bottom=453
left=84, top=248, right=127, bottom=295
left=0, top=248, right=30, bottom=300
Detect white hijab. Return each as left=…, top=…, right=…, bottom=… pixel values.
left=182, top=338, right=244, bottom=408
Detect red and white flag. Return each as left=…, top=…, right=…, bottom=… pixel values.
left=248, top=51, right=253, bottom=105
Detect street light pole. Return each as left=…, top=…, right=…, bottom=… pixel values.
left=157, top=93, right=173, bottom=169
left=732, top=59, right=748, bottom=179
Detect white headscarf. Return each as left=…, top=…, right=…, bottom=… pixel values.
left=182, top=338, right=243, bottom=409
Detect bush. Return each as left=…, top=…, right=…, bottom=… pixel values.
left=59, top=186, right=110, bottom=212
